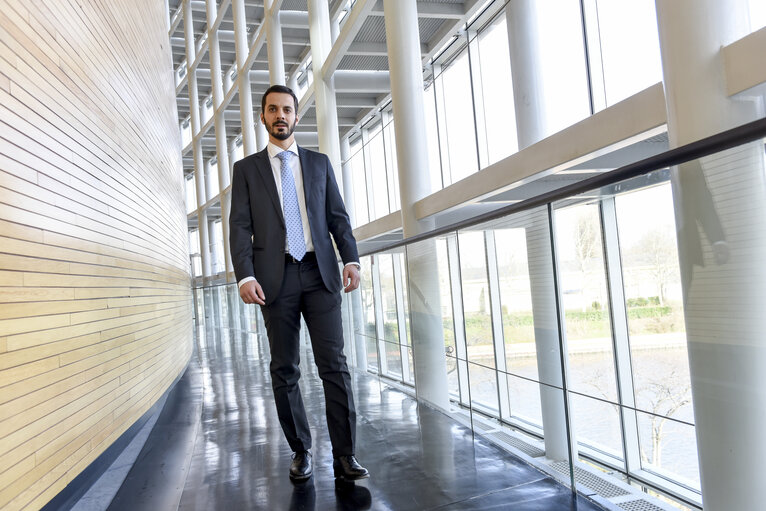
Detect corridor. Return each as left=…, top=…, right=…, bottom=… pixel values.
left=106, top=287, right=604, bottom=510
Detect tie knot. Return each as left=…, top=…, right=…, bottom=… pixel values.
left=277, top=150, right=292, bottom=163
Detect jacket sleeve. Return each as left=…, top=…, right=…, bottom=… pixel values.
left=323, top=154, right=359, bottom=264
left=229, top=160, right=255, bottom=281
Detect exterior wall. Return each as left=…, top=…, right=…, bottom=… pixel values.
left=0, top=1, right=192, bottom=509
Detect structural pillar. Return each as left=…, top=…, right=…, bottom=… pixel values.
left=506, top=0, right=547, bottom=147
left=383, top=0, right=449, bottom=411
left=506, top=0, right=572, bottom=462
left=265, top=1, right=286, bottom=85
left=254, top=115, right=269, bottom=151
left=184, top=0, right=211, bottom=278
left=288, top=73, right=299, bottom=94
left=656, top=1, right=766, bottom=508
left=205, top=0, right=233, bottom=277
left=231, top=0, right=256, bottom=156
left=308, top=0, right=343, bottom=183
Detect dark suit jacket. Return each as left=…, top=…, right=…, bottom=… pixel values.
left=229, top=146, right=359, bottom=306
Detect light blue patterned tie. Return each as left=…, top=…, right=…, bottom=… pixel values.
left=277, top=150, right=306, bottom=261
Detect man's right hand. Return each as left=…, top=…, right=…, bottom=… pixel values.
left=240, top=280, right=266, bottom=305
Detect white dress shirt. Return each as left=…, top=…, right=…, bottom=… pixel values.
left=237, top=142, right=359, bottom=289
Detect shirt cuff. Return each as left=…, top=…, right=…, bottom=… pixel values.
left=238, top=276, right=256, bottom=289
left=344, top=262, right=361, bottom=270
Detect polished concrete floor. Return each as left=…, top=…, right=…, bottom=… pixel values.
left=108, top=312, right=605, bottom=511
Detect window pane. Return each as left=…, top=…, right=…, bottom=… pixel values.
left=615, top=183, right=696, bottom=484
left=211, top=219, right=224, bottom=274
left=636, top=411, right=700, bottom=489
left=615, top=184, right=690, bottom=402
left=438, top=48, right=479, bottom=183
left=554, top=203, right=618, bottom=402
left=446, top=356, right=460, bottom=400
left=571, top=394, right=624, bottom=463
left=468, top=362, right=499, bottom=413
left=536, top=1, right=591, bottom=134
left=423, top=85, right=443, bottom=192
left=749, top=0, right=766, bottom=31
left=349, top=140, right=368, bottom=226
left=396, top=252, right=414, bottom=384
left=206, top=159, right=219, bottom=200
left=366, top=130, right=389, bottom=220
left=185, top=175, right=197, bottom=214
left=360, top=255, right=377, bottom=372
left=383, top=118, right=400, bottom=212
left=458, top=230, right=499, bottom=413
left=458, top=231, right=495, bottom=370
left=507, top=374, right=543, bottom=428
left=379, top=253, right=403, bottom=379
left=474, top=13, right=518, bottom=164
left=494, top=228, right=538, bottom=382
left=584, top=0, right=662, bottom=108
left=437, top=238, right=456, bottom=356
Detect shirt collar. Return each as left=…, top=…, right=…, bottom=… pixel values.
left=267, top=141, right=299, bottom=159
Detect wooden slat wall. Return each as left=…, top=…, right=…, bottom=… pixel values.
left=0, top=0, right=192, bottom=509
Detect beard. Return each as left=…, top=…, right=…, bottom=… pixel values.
left=265, top=118, right=296, bottom=140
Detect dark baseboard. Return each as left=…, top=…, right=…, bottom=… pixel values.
left=41, top=356, right=191, bottom=511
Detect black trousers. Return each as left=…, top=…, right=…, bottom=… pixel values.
left=260, top=254, right=356, bottom=457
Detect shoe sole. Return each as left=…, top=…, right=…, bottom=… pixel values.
left=289, top=472, right=312, bottom=482
left=333, top=472, right=370, bottom=481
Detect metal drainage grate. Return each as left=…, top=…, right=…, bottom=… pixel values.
left=618, top=499, right=666, bottom=511
left=491, top=431, right=546, bottom=458
left=551, top=462, right=630, bottom=499
left=472, top=420, right=494, bottom=432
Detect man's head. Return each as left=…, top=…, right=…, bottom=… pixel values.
left=260, top=85, right=299, bottom=144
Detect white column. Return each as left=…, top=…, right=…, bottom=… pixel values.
left=265, top=1, right=286, bottom=85
left=506, top=0, right=571, bottom=462
left=383, top=0, right=449, bottom=411
left=231, top=0, right=256, bottom=156
left=184, top=0, right=211, bottom=278
left=307, top=0, right=343, bottom=184
left=205, top=0, right=233, bottom=276
left=524, top=210, right=570, bottom=461
left=288, top=73, right=299, bottom=93
left=656, top=1, right=766, bottom=509
left=255, top=114, right=269, bottom=151
left=506, top=0, right=547, bottom=148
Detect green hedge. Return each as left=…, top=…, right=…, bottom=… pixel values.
left=455, top=305, right=678, bottom=345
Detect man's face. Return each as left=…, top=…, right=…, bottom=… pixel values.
left=261, top=92, right=298, bottom=141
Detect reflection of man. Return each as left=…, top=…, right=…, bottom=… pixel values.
left=674, top=159, right=729, bottom=302
left=229, top=85, right=368, bottom=483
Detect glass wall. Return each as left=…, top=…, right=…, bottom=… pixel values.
left=341, top=0, right=664, bottom=215
left=582, top=0, right=662, bottom=110
left=185, top=174, right=197, bottom=214
left=355, top=165, right=716, bottom=508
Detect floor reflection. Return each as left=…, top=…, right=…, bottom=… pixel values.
left=174, top=284, right=604, bottom=511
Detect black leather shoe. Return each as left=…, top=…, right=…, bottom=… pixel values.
left=290, top=450, right=312, bottom=482
left=333, top=455, right=369, bottom=481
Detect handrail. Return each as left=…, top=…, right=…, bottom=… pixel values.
left=359, top=116, right=766, bottom=257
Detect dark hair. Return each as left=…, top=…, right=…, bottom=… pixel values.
left=261, top=84, right=299, bottom=113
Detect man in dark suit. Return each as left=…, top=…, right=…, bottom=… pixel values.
left=229, top=85, right=368, bottom=483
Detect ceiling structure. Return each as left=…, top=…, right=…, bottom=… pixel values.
left=167, top=0, right=482, bottom=173
left=166, top=0, right=670, bottom=251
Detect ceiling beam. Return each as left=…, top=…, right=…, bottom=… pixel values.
left=322, top=0, right=375, bottom=79
left=370, top=0, right=465, bottom=19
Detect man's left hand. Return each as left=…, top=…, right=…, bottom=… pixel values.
left=342, top=264, right=360, bottom=293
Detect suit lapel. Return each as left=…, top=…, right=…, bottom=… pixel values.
left=298, top=146, right=314, bottom=212
left=253, top=149, right=284, bottom=226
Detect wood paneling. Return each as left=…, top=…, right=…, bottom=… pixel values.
left=0, top=0, right=192, bottom=509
